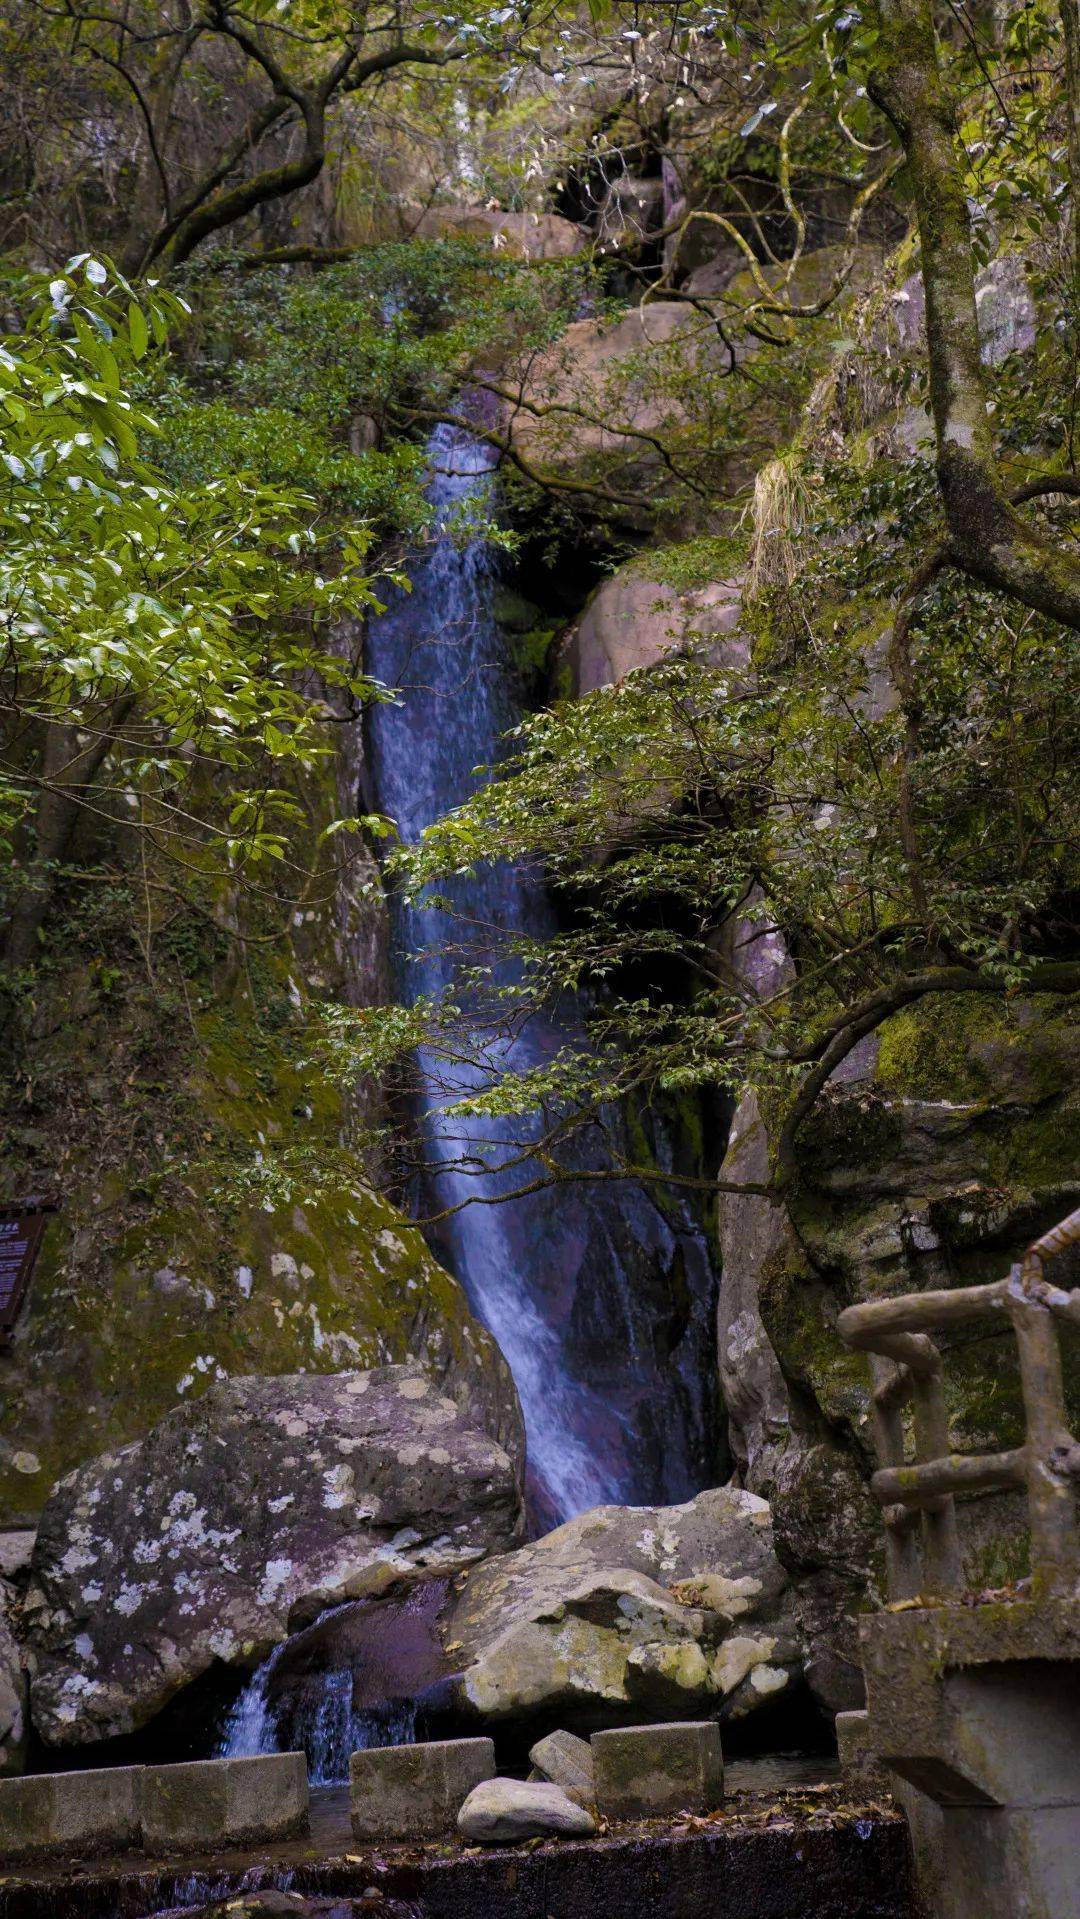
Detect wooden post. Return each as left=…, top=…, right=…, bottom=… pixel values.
left=1010, top=1268, right=1079, bottom=1596
left=911, top=1364, right=963, bottom=1597
left=870, top=1354, right=922, bottom=1599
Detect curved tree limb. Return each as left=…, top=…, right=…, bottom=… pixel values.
left=775, top=960, right=1080, bottom=1183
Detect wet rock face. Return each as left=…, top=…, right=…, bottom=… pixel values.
left=444, top=1488, right=803, bottom=1732
left=263, top=1580, right=454, bottom=1762
left=25, top=1365, right=523, bottom=1748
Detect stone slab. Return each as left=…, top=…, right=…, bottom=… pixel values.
left=835, top=1709, right=888, bottom=1794
left=0, top=1765, right=143, bottom=1859
left=529, top=1729, right=595, bottom=1808
left=141, top=1753, right=308, bottom=1852
left=913, top=1799, right=1080, bottom=1919
left=592, top=1721, right=723, bottom=1821
left=860, top=1598, right=1080, bottom=1809
left=350, top=1737, right=495, bottom=1842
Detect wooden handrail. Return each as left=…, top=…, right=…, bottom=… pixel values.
left=839, top=1207, right=1080, bottom=1601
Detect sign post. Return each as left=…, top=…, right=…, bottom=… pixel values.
left=0, top=1197, right=58, bottom=1349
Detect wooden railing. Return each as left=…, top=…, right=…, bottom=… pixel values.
left=837, top=1204, right=1080, bottom=1603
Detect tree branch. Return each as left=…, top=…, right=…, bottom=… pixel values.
left=775, top=960, right=1080, bottom=1183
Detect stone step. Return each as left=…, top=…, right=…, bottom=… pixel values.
left=0, top=1766, right=142, bottom=1861
left=141, top=1753, right=309, bottom=1852
left=592, top=1720, right=724, bottom=1820
left=349, top=1736, right=495, bottom=1842
left=0, top=1752, right=309, bottom=1859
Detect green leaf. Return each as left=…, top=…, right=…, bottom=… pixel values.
left=128, top=303, right=149, bottom=361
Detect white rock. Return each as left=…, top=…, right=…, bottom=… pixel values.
left=458, top=1777, right=597, bottom=1844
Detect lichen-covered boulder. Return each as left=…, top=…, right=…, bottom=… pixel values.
left=25, top=1364, right=524, bottom=1748
left=0, top=1173, right=523, bottom=1528
left=890, top=251, right=1036, bottom=365
left=0, top=982, right=524, bottom=1528
left=444, top=1488, right=803, bottom=1731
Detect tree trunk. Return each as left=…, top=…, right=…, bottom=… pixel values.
left=869, top=0, right=1080, bottom=631
left=3, top=717, right=125, bottom=969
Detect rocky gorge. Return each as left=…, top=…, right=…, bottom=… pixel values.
left=0, top=6, right=1078, bottom=1914
left=2, top=206, right=1074, bottom=1783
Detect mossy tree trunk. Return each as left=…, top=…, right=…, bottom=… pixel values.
left=868, top=0, right=1080, bottom=631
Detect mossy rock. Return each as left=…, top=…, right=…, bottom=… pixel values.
left=762, top=994, right=1080, bottom=1488
left=756, top=1242, right=870, bottom=1437
left=0, top=885, right=520, bottom=1524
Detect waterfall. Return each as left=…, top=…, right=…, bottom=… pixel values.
left=219, top=1605, right=419, bottom=1785
left=215, top=425, right=717, bottom=1771
left=365, top=423, right=717, bottom=1527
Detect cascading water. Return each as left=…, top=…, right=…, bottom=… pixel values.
left=220, top=1594, right=427, bottom=1783
left=365, top=422, right=718, bottom=1526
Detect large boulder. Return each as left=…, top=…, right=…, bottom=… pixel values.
left=506, top=303, right=730, bottom=490
left=560, top=550, right=745, bottom=697
left=505, top=248, right=881, bottom=501
left=889, top=251, right=1037, bottom=366
left=411, top=205, right=586, bottom=261
left=593, top=175, right=664, bottom=250
left=443, top=1488, right=804, bottom=1732
left=0, top=1171, right=523, bottom=1529
left=25, top=1364, right=523, bottom=1747
left=0, top=701, right=522, bottom=1531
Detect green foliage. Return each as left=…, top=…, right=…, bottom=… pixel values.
left=154, top=389, right=431, bottom=537
left=187, top=240, right=587, bottom=430
left=0, top=255, right=388, bottom=900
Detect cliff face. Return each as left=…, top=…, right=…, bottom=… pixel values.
left=529, top=213, right=1078, bottom=1648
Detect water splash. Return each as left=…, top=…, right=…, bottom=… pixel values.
left=218, top=1650, right=277, bottom=1764
left=219, top=1599, right=425, bottom=1784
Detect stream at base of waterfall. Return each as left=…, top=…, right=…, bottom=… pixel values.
left=221, top=424, right=718, bottom=1780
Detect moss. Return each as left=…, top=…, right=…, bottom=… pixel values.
left=506, top=620, right=561, bottom=686
left=876, top=995, right=1080, bottom=1106
left=986, top=1096, right=1080, bottom=1192
left=757, top=1243, right=869, bottom=1430
left=877, top=998, right=1011, bottom=1101
left=794, top=1088, right=906, bottom=1181
left=963, top=1527, right=1031, bottom=1592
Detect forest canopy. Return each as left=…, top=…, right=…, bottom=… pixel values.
left=0, top=0, right=1078, bottom=1205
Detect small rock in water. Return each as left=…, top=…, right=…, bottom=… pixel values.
left=528, top=1728, right=596, bottom=1808
left=457, top=1777, right=597, bottom=1844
